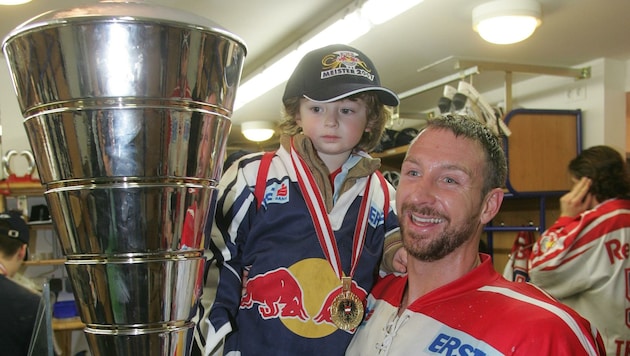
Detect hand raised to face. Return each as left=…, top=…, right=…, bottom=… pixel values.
left=560, top=177, right=594, bottom=217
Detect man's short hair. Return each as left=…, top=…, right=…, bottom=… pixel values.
left=0, top=211, right=30, bottom=258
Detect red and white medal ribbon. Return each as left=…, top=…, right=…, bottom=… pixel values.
left=289, top=138, right=372, bottom=280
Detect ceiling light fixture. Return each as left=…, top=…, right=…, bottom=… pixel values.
left=234, top=0, right=424, bottom=111
left=241, top=121, right=276, bottom=142
left=472, top=0, right=542, bottom=45
left=0, top=0, right=31, bottom=5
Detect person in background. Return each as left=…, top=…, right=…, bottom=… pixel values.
left=196, top=44, right=403, bottom=355
left=529, top=145, right=630, bottom=356
left=0, top=210, right=41, bottom=355
left=346, top=114, right=605, bottom=355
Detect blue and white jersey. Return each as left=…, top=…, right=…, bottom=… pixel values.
left=198, top=139, right=399, bottom=356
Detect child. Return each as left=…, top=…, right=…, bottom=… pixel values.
left=198, top=44, right=401, bottom=355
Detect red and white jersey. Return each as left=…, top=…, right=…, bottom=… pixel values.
left=347, top=254, right=605, bottom=356
left=529, top=198, right=630, bottom=356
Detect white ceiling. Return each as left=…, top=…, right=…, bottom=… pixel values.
left=1, top=0, right=630, bottom=150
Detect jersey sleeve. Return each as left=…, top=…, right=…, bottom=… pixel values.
left=528, top=212, right=600, bottom=299
left=198, top=154, right=262, bottom=353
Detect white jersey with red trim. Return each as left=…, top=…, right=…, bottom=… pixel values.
left=529, top=198, right=630, bottom=356
left=347, top=254, right=605, bottom=356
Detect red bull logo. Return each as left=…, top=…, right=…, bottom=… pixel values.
left=241, top=267, right=309, bottom=321
left=241, top=258, right=367, bottom=337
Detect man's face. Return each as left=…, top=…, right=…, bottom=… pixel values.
left=395, top=128, right=497, bottom=261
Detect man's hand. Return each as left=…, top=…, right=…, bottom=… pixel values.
left=560, top=177, right=594, bottom=217
left=392, top=247, right=408, bottom=273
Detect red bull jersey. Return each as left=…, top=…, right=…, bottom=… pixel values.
left=529, top=198, right=630, bottom=356
left=199, top=140, right=399, bottom=355
left=347, top=254, right=605, bottom=355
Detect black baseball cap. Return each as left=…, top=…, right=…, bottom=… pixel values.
left=0, top=211, right=29, bottom=245
left=282, top=44, right=399, bottom=107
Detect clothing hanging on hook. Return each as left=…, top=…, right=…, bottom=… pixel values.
left=502, top=229, right=535, bottom=282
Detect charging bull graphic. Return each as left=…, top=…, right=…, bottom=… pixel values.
left=241, top=264, right=368, bottom=335
left=241, top=267, right=309, bottom=321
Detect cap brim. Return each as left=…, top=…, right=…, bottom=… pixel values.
left=304, top=84, right=399, bottom=107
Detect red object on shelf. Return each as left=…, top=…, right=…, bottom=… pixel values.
left=0, top=174, right=43, bottom=196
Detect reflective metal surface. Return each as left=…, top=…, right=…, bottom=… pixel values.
left=66, top=256, right=204, bottom=325
left=3, top=2, right=246, bottom=354
left=84, top=322, right=195, bottom=356
left=46, top=184, right=214, bottom=256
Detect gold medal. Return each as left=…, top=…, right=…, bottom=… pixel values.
left=331, top=277, right=364, bottom=330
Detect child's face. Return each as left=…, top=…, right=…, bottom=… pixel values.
left=296, top=98, right=370, bottom=156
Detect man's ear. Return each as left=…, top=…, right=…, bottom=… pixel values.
left=480, top=188, right=504, bottom=225
left=18, top=244, right=28, bottom=261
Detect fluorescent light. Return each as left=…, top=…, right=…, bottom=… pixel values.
left=473, top=0, right=542, bottom=45
left=234, top=51, right=303, bottom=110
left=0, top=0, right=31, bottom=4
left=234, top=0, right=424, bottom=111
left=361, top=0, right=426, bottom=25
left=300, top=12, right=370, bottom=52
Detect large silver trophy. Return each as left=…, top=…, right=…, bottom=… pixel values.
left=2, top=1, right=246, bottom=354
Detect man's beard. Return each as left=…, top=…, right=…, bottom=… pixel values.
left=400, top=205, right=480, bottom=262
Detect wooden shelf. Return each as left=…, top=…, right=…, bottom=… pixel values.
left=372, top=144, right=409, bottom=171
left=23, top=259, right=65, bottom=266
left=28, top=220, right=53, bottom=230
left=0, top=179, right=45, bottom=213
left=0, top=179, right=45, bottom=196
left=52, top=317, right=84, bottom=331
left=371, top=144, right=409, bottom=159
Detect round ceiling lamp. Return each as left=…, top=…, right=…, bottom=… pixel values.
left=472, top=0, right=542, bottom=45
left=241, top=121, right=275, bottom=142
